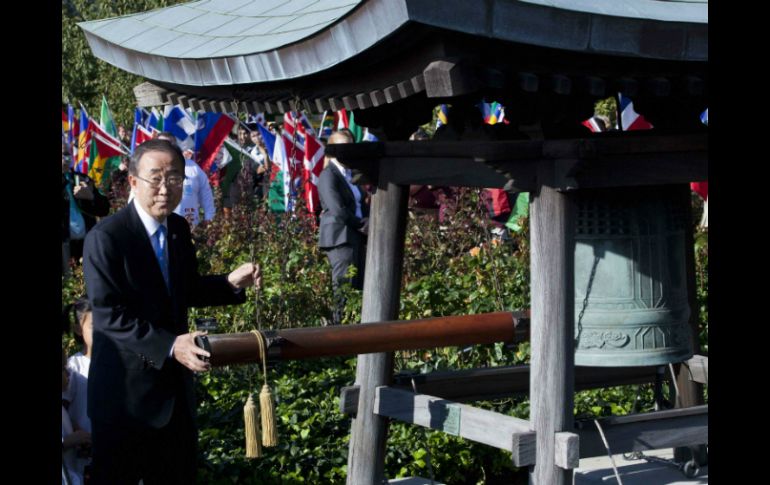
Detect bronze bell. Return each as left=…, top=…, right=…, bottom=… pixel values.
left=574, top=186, right=693, bottom=367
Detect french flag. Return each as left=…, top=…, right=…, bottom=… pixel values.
left=618, top=93, right=653, bottom=131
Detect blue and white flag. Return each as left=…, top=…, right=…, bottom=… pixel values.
left=700, top=108, right=708, bottom=126
left=246, top=112, right=266, bottom=127
left=163, top=105, right=196, bottom=151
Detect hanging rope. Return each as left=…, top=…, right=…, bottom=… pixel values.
left=251, top=247, right=262, bottom=331
left=252, top=330, right=278, bottom=446
left=593, top=419, right=624, bottom=485
left=668, top=363, right=682, bottom=408
left=575, top=255, right=600, bottom=346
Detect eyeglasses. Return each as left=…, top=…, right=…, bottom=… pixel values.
left=134, top=174, right=185, bottom=189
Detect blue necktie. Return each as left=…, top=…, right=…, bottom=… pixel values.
left=154, top=225, right=170, bottom=290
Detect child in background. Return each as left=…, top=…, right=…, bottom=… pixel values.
left=62, top=348, right=90, bottom=485
left=62, top=297, right=93, bottom=434
left=62, top=297, right=93, bottom=483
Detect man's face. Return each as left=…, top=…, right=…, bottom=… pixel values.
left=238, top=129, right=249, bottom=145
left=129, top=150, right=183, bottom=221
left=250, top=130, right=261, bottom=146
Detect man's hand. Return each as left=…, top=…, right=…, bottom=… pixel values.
left=172, top=331, right=211, bottom=372
left=358, top=217, right=369, bottom=235
left=73, top=182, right=94, bottom=201
left=63, top=429, right=91, bottom=449
left=227, top=262, right=262, bottom=290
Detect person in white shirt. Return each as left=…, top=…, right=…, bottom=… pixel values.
left=63, top=348, right=91, bottom=485
left=157, top=133, right=215, bottom=227
left=63, top=298, right=94, bottom=435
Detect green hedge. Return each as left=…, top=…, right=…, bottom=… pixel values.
left=62, top=188, right=708, bottom=484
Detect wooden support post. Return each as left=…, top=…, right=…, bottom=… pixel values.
left=529, top=163, right=576, bottom=485
left=674, top=184, right=708, bottom=466
left=346, top=163, right=409, bottom=485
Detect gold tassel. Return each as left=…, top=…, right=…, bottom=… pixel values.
left=252, top=330, right=278, bottom=447
left=243, top=394, right=262, bottom=458
left=259, top=383, right=278, bottom=446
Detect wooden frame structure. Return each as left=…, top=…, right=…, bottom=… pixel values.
left=80, top=1, right=709, bottom=483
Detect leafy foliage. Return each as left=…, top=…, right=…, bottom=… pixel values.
left=61, top=185, right=708, bottom=483
left=62, top=0, right=185, bottom=125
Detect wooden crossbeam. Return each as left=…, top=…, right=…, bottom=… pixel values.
left=374, top=387, right=536, bottom=466
left=340, top=364, right=657, bottom=417
left=575, top=405, right=708, bottom=458
left=325, top=134, right=707, bottom=190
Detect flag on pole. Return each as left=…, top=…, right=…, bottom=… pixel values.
left=163, top=105, right=196, bottom=151
left=62, top=108, right=70, bottom=136
left=130, top=108, right=150, bottom=153
left=88, top=121, right=127, bottom=187
left=194, top=112, right=236, bottom=175
left=282, top=112, right=308, bottom=210
left=700, top=108, right=708, bottom=126
left=618, top=93, right=653, bottom=131
left=505, top=192, right=530, bottom=233
left=303, top=133, right=325, bottom=213
left=256, top=123, right=276, bottom=158
left=146, top=107, right=164, bottom=133
left=246, top=113, right=266, bottom=127
left=319, top=111, right=335, bottom=140
left=219, top=138, right=261, bottom=199
left=67, top=105, right=77, bottom=152
left=268, top=131, right=291, bottom=212
left=581, top=116, right=608, bottom=133
left=134, top=124, right=154, bottom=148
left=100, top=95, right=118, bottom=137
left=76, top=108, right=91, bottom=174
left=436, top=104, right=449, bottom=129
left=335, top=109, right=363, bottom=142
left=478, top=101, right=509, bottom=125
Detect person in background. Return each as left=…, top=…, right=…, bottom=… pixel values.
left=117, top=125, right=130, bottom=147
left=63, top=347, right=91, bottom=485
left=247, top=127, right=270, bottom=200
left=62, top=143, right=110, bottom=270
left=317, top=130, right=369, bottom=325
left=62, top=297, right=95, bottom=483
left=156, top=132, right=216, bottom=228
left=83, top=139, right=260, bottom=484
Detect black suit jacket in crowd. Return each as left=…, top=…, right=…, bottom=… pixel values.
left=317, top=163, right=367, bottom=250
left=83, top=202, right=245, bottom=428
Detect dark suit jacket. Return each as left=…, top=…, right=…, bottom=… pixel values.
left=83, top=202, right=245, bottom=428
left=318, top=163, right=367, bottom=250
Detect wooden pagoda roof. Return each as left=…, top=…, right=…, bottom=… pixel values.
left=79, top=0, right=708, bottom=115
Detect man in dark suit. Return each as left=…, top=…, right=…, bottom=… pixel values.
left=83, top=139, right=260, bottom=484
left=318, top=130, right=368, bottom=325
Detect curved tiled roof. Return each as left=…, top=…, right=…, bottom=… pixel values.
left=79, top=0, right=707, bottom=88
